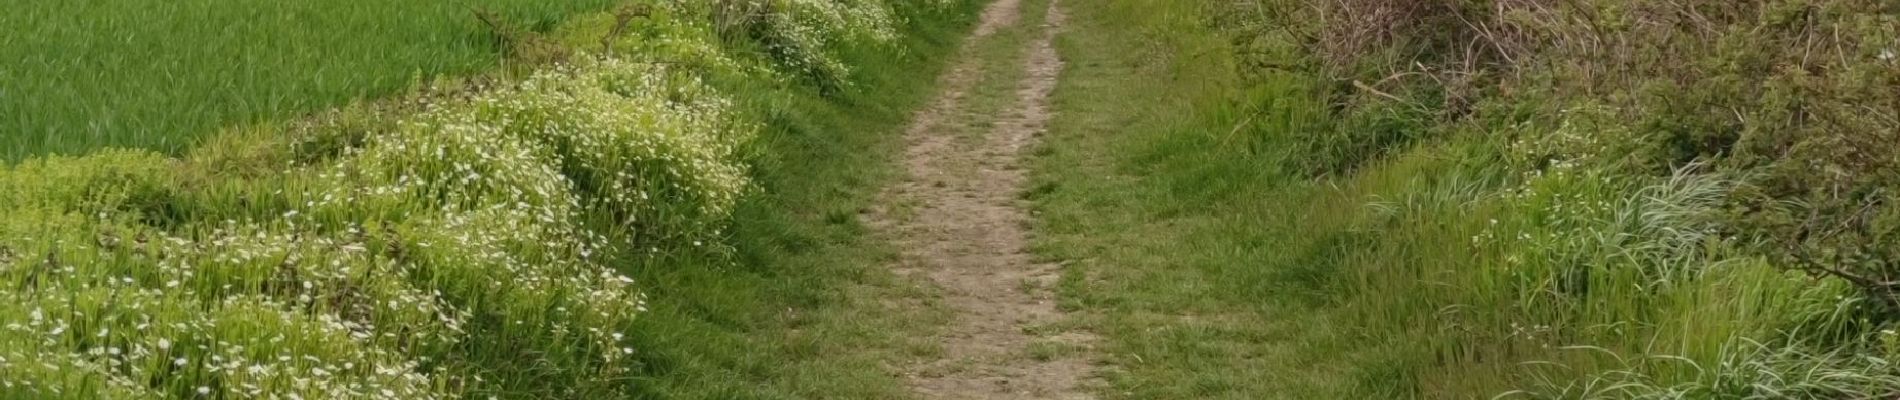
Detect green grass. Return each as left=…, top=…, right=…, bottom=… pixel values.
left=1035, top=1, right=1893, bottom=398
left=0, top=1, right=984, bottom=398
left=0, top=0, right=613, bottom=160
left=593, top=2, right=989, bottom=397
left=1028, top=1, right=1359, bottom=397
left=15, top=0, right=1882, bottom=397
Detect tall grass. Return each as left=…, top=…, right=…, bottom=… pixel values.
left=0, top=1, right=980, bottom=398
left=0, top=0, right=614, bottom=160
left=1215, top=0, right=1900, bottom=396
left=1028, top=1, right=1364, bottom=397
left=1035, top=0, right=1900, bottom=398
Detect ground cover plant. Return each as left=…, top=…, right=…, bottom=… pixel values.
left=1220, top=0, right=1900, bottom=396
left=1030, top=0, right=1900, bottom=398
left=18, top=0, right=1897, bottom=397
left=0, top=0, right=977, bottom=398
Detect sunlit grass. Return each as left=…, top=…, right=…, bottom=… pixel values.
left=1035, top=0, right=1894, bottom=398
left=0, top=0, right=613, bottom=160
left=0, top=1, right=981, bottom=398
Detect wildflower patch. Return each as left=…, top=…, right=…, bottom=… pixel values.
left=0, top=0, right=951, bottom=397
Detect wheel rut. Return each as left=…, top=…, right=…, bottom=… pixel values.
left=866, top=0, right=1094, bottom=398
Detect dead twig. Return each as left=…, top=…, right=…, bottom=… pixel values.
left=600, top=4, right=654, bottom=55
left=1351, top=79, right=1407, bottom=103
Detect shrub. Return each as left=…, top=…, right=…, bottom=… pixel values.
left=1219, top=0, right=1900, bottom=396
left=704, top=0, right=903, bottom=91
left=1240, top=0, right=1900, bottom=314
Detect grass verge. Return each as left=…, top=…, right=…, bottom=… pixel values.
left=1036, top=0, right=1893, bottom=398
left=0, top=1, right=983, bottom=398
left=1028, top=1, right=1358, bottom=398
left=602, top=3, right=987, bottom=397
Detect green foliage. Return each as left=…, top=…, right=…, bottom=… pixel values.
left=1037, top=0, right=1900, bottom=398
left=0, top=1, right=978, bottom=398
left=692, top=0, right=909, bottom=92
left=1290, top=97, right=1438, bottom=176
left=1028, top=1, right=1363, bottom=397
left=1509, top=339, right=1900, bottom=399
left=1216, top=0, right=1900, bottom=396
left=0, top=0, right=618, bottom=160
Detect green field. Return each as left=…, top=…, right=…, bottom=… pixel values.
left=0, top=0, right=612, bottom=159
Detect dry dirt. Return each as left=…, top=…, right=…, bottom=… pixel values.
left=867, top=0, right=1096, bottom=398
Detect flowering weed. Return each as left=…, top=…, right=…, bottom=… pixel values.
left=0, top=1, right=967, bottom=397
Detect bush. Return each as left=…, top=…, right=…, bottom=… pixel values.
left=1243, top=0, right=1900, bottom=310
left=1218, top=0, right=1900, bottom=396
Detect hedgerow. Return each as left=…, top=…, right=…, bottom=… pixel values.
left=0, top=1, right=957, bottom=398
left=1205, top=0, right=1900, bottom=397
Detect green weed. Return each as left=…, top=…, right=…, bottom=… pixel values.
left=0, top=1, right=981, bottom=398
left=1035, top=0, right=1899, bottom=398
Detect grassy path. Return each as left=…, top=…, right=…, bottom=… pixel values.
left=872, top=1, right=1357, bottom=398
left=1021, top=0, right=1362, bottom=398
left=869, top=0, right=1099, bottom=398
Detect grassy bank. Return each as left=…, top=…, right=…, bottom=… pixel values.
left=588, top=1, right=984, bottom=397
left=1029, top=0, right=1358, bottom=397
left=0, top=0, right=614, bottom=160
left=1037, top=0, right=1898, bottom=398
left=0, top=1, right=979, bottom=398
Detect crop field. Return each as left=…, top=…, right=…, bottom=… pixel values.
left=0, top=0, right=613, bottom=159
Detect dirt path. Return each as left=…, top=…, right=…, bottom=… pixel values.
left=868, top=0, right=1094, bottom=398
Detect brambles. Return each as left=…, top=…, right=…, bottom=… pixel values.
left=1199, top=0, right=1900, bottom=397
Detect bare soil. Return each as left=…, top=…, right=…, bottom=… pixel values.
left=867, top=0, right=1096, bottom=398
